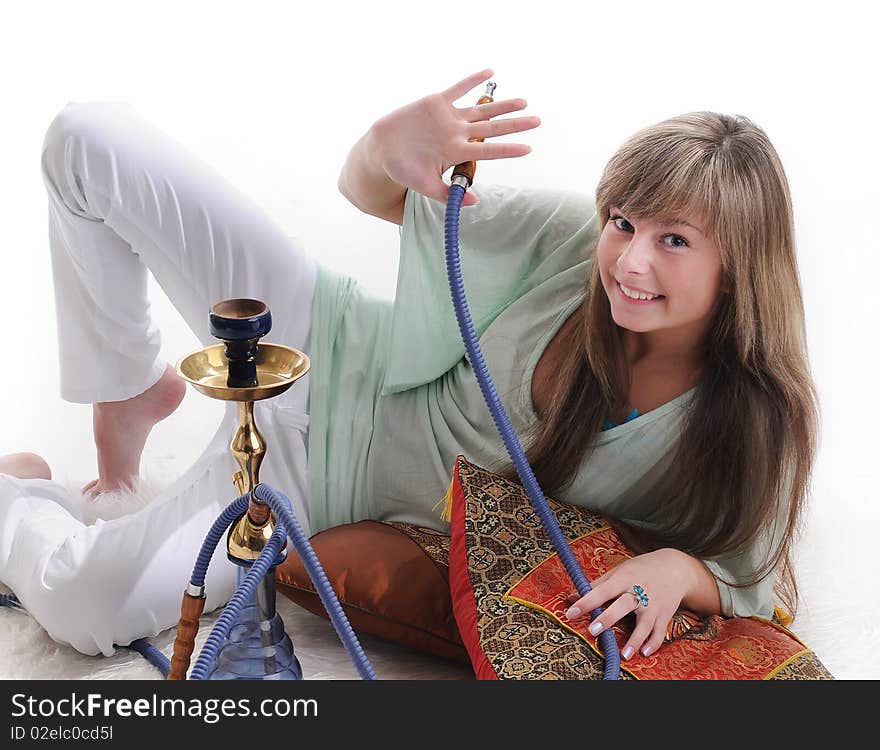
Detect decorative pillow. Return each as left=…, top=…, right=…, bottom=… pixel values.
left=442, top=454, right=834, bottom=680
left=275, top=519, right=470, bottom=665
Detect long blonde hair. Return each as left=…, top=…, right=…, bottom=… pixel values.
left=492, top=111, right=820, bottom=618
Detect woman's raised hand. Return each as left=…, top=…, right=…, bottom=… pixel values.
left=371, top=68, right=541, bottom=206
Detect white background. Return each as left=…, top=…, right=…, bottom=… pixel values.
left=1, top=1, right=877, bottom=677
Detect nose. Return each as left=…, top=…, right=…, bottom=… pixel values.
left=616, top=233, right=655, bottom=275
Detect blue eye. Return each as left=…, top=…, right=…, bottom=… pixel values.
left=609, top=214, right=690, bottom=250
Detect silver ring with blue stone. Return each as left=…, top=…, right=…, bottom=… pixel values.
left=630, top=584, right=649, bottom=608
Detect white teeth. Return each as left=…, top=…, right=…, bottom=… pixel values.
left=620, top=282, right=660, bottom=301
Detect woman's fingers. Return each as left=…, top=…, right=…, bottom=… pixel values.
left=567, top=589, right=638, bottom=634
left=563, top=574, right=613, bottom=615
left=466, top=115, right=541, bottom=141
left=458, top=140, right=533, bottom=161
left=564, top=579, right=675, bottom=661
left=436, top=70, right=540, bottom=163
left=621, top=613, right=654, bottom=661
left=460, top=97, right=541, bottom=155
left=440, top=68, right=495, bottom=103
left=458, top=103, right=540, bottom=160
left=460, top=97, right=530, bottom=122
left=641, top=616, right=672, bottom=658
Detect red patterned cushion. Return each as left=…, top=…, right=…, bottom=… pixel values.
left=443, top=454, right=833, bottom=680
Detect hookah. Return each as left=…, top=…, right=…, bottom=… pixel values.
left=166, top=298, right=376, bottom=680
left=3, top=80, right=619, bottom=680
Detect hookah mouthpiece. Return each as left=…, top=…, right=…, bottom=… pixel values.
left=209, top=299, right=272, bottom=388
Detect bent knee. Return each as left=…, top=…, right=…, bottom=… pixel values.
left=41, top=100, right=142, bottom=220
left=42, top=100, right=131, bottom=156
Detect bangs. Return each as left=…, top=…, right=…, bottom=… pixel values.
left=602, top=142, right=721, bottom=238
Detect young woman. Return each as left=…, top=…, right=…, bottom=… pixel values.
left=0, top=68, right=817, bottom=665
left=483, top=110, right=819, bottom=661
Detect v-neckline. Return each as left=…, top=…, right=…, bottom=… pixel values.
left=603, top=407, right=640, bottom=430
left=521, top=290, right=697, bottom=443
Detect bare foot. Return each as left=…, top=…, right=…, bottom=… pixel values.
left=0, top=452, right=52, bottom=480
left=82, top=363, right=186, bottom=499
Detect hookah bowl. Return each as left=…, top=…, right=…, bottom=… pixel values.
left=175, top=298, right=310, bottom=680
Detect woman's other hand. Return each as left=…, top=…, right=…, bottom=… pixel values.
left=371, top=67, right=541, bottom=206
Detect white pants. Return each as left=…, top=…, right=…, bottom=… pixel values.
left=0, top=101, right=316, bottom=656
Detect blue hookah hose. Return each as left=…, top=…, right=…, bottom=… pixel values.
left=2, top=186, right=619, bottom=681
left=189, top=520, right=289, bottom=679
left=444, top=178, right=621, bottom=680
left=127, top=638, right=171, bottom=678
left=1, top=487, right=377, bottom=680
left=4, top=186, right=621, bottom=679
left=187, top=485, right=376, bottom=680
left=122, top=495, right=255, bottom=679
left=252, top=483, right=376, bottom=679
left=4, top=98, right=618, bottom=682
left=119, top=496, right=253, bottom=678
left=0, top=593, right=23, bottom=611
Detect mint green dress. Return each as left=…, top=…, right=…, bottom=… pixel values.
left=305, top=182, right=785, bottom=619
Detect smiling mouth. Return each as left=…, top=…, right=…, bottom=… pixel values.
left=616, top=281, right=666, bottom=304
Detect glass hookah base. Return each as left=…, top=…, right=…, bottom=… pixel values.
left=206, top=560, right=303, bottom=680
left=207, top=604, right=303, bottom=680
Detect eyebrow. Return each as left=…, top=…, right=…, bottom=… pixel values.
left=657, top=217, right=705, bottom=236
left=611, top=206, right=705, bottom=237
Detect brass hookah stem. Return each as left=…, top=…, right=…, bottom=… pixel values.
left=228, top=400, right=274, bottom=558
left=168, top=400, right=272, bottom=680
left=229, top=398, right=280, bottom=677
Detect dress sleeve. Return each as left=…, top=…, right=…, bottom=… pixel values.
left=699, top=480, right=791, bottom=620
left=381, top=181, right=599, bottom=396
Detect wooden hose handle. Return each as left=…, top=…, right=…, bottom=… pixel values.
left=167, top=591, right=206, bottom=680
left=451, top=92, right=495, bottom=187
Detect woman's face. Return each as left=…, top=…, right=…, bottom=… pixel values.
left=596, top=206, right=728, bottom=362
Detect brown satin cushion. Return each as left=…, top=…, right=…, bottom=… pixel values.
left=275, top=519, right=470, bottom=665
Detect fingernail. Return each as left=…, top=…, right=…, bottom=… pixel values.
left=589, top=621, right=604, bottom=636
left=565, top=606, right=581, bottom=620
left=642, top=645, right=652, bottom=656
left=622, top=646, right=634, bottom=660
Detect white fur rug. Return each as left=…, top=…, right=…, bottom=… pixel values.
left=1, top=475, right=875, bottom=680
